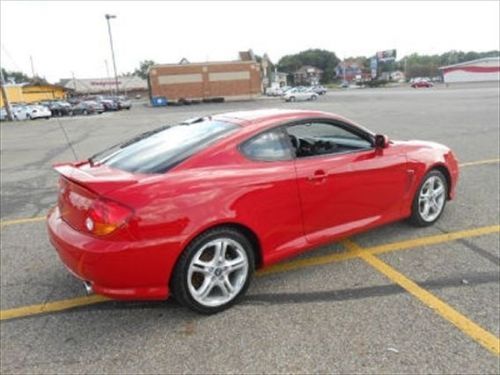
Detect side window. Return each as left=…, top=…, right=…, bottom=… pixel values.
left=286, top=122, right=372, bottom=158
left=241, top=129, right=293, bottom=161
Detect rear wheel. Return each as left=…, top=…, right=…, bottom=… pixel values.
left=311, top=94, right=318, bottom=101
left=171, top=227, right=255, bottom=314
left=289, top=96, right=296, bottom=102
left=409, top=170, right=447, bottom=226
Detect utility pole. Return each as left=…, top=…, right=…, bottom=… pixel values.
left=104, top=59, right=113, bottom=96
left=0, top=68, right=14, bottom=121
left=30, top=55, right=36, bottom=77
left=71, top=71, right=77, bottom=98
left=404, top=57, right=408, bottom=81
left=105, top=14, right=119, bottom=95
left=343, top=58, right=346, bottom=83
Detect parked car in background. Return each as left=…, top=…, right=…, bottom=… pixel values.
left=91, top=101, right=105, bottom=113
left=11, top=104, right=52, bottom=120
left=311, top=85, right=327, bottom=95
left=43, top=101, right=73, bottom=117
left=71, top=101, right=104, bottom=115
left=0, top=107, right=9, bottom=121
left=283, top=87, right=318, bottom=102
left=411, top=78, right=434, bottom=88
left=100, top=98, right=119, bottom=111
left=115, top=96, right=132, bottom=110
left=71, top=102, right=94, bottom=116
left=265, top=87, right=284, bottom=96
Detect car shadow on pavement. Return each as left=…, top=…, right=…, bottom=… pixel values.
left=58, top=270, right=498, bottom=316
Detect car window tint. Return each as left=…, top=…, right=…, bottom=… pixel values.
left=241, top=130, right=292, bottom=161
left=94, top=120, right=239, bottom=173
left=287, top=122, right=372, bottom=158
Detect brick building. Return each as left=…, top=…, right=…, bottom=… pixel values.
left=149, top=56, right=262, bottom=102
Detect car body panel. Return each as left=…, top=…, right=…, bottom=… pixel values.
left=293, top=146, right=408, bottom=245
left=47, top=109, right=459, bottom=300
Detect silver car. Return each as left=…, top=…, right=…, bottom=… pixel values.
left=283, top=87, right=318, bottom=102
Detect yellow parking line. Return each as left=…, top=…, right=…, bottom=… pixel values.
left=459, top=158, right=500, bottom=167
left=0, top=295, right=109, bottom=321
left=1, top=224, right=498, bottom=321
left=343, top=239, right=500, bottom=356
left=0, top=216, right=46, bottom=228
left=259, top=225, right=500, bottom=276
left=257, top=251, right=357, bottom=276
left=368, top=225, right=500, bottom=256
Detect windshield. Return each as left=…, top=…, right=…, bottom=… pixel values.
left=91, top=120, right=239, bottom=174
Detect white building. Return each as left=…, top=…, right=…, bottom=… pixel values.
left=59, top=75, right=147, bottom=94
left=439, top=57, right=499, bottom=83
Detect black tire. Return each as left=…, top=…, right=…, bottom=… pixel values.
left=289, top=96, right=296, bottom=102
left=83, top=109, right=88, bottom=116
left=171, top=227, right=255, bottom=314
left=311, top=95, right=317, bottom=101
left=409, top=169, right=448, bottom=227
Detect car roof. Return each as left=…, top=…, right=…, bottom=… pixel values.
left=213, top=108, right=350, bottom=128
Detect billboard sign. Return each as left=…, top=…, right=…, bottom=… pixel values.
left=376, top=49, right=397, bottom=62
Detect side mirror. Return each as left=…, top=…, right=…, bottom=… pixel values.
left=375, top=134, right=389, bottom=149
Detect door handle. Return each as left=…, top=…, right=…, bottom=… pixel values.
left=308, top=169, right=327, bottom=182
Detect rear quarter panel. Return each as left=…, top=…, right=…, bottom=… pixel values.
left=107, top=148, right=304, bottom=268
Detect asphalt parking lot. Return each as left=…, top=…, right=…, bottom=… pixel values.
left=1, top=83, right=499, bottom=374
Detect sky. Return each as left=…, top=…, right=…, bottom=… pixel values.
left=1, top=1, right=499, bottom=83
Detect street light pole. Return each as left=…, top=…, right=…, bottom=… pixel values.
left=0, top=68, right=14, bottom=121
left=343, top=58, right=346, bottom=83
left=105, top=14, right=119, bottom=95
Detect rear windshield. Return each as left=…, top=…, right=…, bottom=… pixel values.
left=91, top=120, right=239, bottom=173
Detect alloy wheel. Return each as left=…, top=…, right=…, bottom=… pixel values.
left=187, top=238, right=249, bottom=307
left=418, top=175, right=446, bottom=222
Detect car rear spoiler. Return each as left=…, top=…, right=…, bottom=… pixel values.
left=53, top=162, right=139, bottom=195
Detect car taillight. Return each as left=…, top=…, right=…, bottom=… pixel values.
left=85, top=199, right=133, bottom=236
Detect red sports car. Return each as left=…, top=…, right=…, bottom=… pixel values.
left=47, top=109, right=459, bottom=313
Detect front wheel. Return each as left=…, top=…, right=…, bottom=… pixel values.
left=409, top=170, right=448, bottom=226
left=171, top=227, right=255, bottom=314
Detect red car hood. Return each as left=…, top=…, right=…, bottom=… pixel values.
left=391, top=139, right=450, bottom=152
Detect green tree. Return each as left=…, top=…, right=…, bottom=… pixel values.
left=277, top=49, right=340, bottom=84
left=134, top=60, right=156, bottom=79
left=1, top=68, right=31, bottom=83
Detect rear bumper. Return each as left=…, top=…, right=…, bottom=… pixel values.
left=47, top=207, right=182, bottom=300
